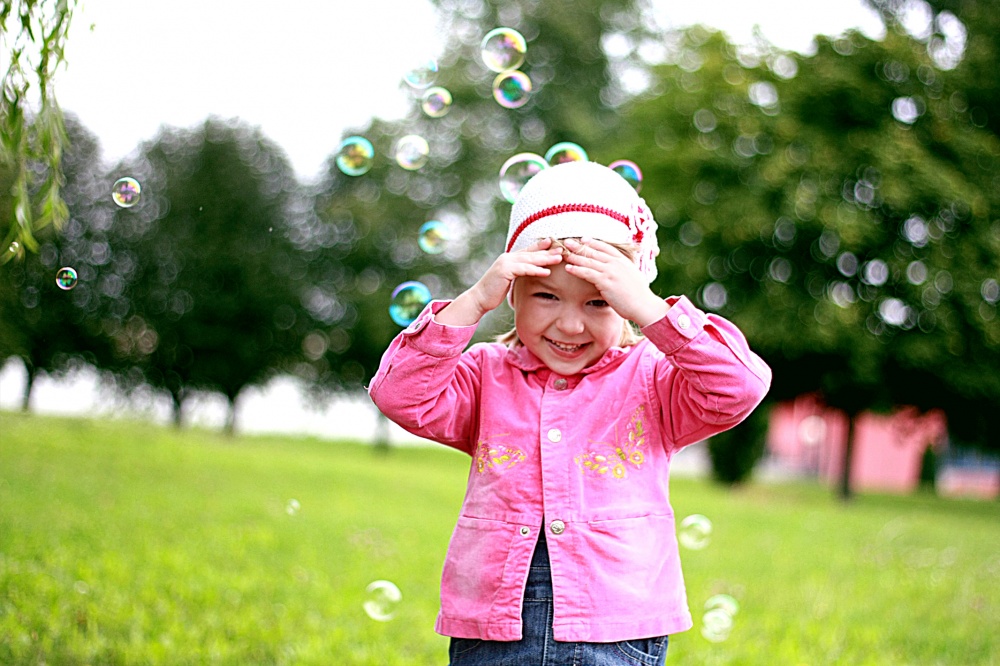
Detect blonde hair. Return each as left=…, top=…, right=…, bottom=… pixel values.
left=496, top=238, right=645, bottom=348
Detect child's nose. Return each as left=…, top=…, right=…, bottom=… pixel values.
left=556, top=308, right=586, bottom=335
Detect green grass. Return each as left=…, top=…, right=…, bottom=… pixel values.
left=1, top=412, right=997, bottom=665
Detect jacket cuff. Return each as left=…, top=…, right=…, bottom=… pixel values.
left=639, top=295, right=706, bottom=354
left=400, top=299, right=478, bottom=357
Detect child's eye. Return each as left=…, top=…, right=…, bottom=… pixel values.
left=588, top=299, right=610, bottom=308
left=533, top=292, right=557, bottom=300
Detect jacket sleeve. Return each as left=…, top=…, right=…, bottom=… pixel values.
left=367, top=300, right=483, bottom=455
left=640, top=295, right=772, bottom=451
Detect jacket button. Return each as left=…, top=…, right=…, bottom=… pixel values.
left=677, top=314, right=691, bottom=329
left=553, top=378, right=568, bottom=390
left=547, top=428, right=562, bottom=443
left=520, top=526, right=530, bottom=536
left=550, top=520, right=566, bottom=535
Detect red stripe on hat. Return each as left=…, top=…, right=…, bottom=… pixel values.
left=506, top=203, right=631, bottom=252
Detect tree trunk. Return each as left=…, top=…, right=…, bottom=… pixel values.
left=223, top=393, right=237, bottom=437
left=838, top=414, right=856, bottom=502
left=21, top=362, right=35, bottom=412
left=170, top=390, right=184, bottom=428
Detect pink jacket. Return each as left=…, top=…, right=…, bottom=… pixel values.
left=368, top=296, right=771, bottom=642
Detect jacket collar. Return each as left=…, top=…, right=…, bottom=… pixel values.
left=503, top=341, right=639, bottom=375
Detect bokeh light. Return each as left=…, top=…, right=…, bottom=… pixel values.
left=418, top=220, right=449, bottom=254
left=403, top=59, right=438, bottom=89
left=285, top=499, right=300, bottom=516
left=112, top=177, right=141, bottom=208
left=678, top=513, right=713, bottom=550
left=544, top=142, right=588, bottom=165
left=608, top=159, right=643, bottom=192
left=492, top=70, right=532, bottom=109
left=394, top=135, right=430, bottom=170
left=55, top=267, right=78, bottom=291
left=363, top=580, right=402, bottom=622
left=389, top=281, right=432, bottom=326
left=481, top=27, right=527, bottom=73
left=499, top=152, right=547, bottom=203
left=421, top=86, right=453, bottom=118
left=335, top=136, right=375, bottom=177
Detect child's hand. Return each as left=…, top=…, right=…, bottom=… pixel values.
left=436, top=238, right=563, bottom=327
left=562, top=237, right=669, bottom=327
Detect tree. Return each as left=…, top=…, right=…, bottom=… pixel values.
left=0, top=113, right=114, bottom=409
left=0, top=0, right=77, bottom=259
left=100, top=118, right=312, bottom=433
left=600, top=14, right=998, bottom=494
left=300, top=0, right=658, bottom=444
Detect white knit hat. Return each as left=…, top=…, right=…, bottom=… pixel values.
left=506, top=160, right=659, bottom=282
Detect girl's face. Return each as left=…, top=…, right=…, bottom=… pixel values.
left=512, top=262, right=626, bottom=376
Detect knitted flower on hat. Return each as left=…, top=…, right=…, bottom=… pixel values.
left=505, top=160, right=659, bottom=282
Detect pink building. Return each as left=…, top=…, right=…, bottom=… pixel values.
left=766, top=394, right=998, bottom=499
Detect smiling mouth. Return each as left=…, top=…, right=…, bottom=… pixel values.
left=546, top=338, right=589, bottom=354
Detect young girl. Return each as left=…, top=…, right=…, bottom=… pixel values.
left=369, top=160, right=771, bottom=665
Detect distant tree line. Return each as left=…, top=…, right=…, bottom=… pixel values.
left=1, top=0, right=997, bottom=496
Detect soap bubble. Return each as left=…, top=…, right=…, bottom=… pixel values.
left=421, top=86, right=453, bottom=118
left=701, top=607, right=735, bottom=642
left=394, top=135, right=430, bottom=170
left=499, top=152, right=547, bottom=203
left=363, top=580, right=402, bottom=622
left=403, top=59, right=438, bottom=89
left=112, top=177, right=141, bottom=208
left=55, top=267, right=78, bottom=291
left=8, top=241, right=19, bottom=254
left=492, top=70, right=532, bottom=109
left=418, top=220, right=449, bottom=254
left=336, top=136, right=375, bottom=177
left=678, top=514, right=713, bottom=550
left=285, top=499, right=300, bottom=516
left=608, top=159, right=643, bottom=192
left=481, top=27, right=527, bottom=73
left=545, top=142, right=588, bottom=166
left=389, top=281, right=432, bottom=326
left=701, top=594, right=740, bottom=642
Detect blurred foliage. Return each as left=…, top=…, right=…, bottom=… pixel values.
left=1, top=0, right=998, bottom=484
left=593, top=5, right=998, bottom=472
left=0, top=0, right=77, bottom=258
left=706, top=404, right=770, bottom=485
left=97, top=119, right=313, bottom=431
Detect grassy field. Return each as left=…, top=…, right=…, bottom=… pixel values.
left=1, top=411, right=997, bottom=665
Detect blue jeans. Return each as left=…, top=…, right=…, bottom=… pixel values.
left=447, top=533, right=669, bottom=666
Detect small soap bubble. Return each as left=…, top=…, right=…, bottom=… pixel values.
left=701, top=594, right=739, bottom=642
left=286, top=499, right=300, bottom=516
left=363, top=580, right=402, bottom=622
left=394, top=135, right=430, bottom=170
left=701, top=607, right=735, bottom=642
left=389, top=281, right=432, bottom=327
left=545, top=142, right=589, bottom=166
left=404, top=59, right=438, bottom=89
left=421, top=86, right=453, bottom=118
left=492, top=70, right=532, bottom=109
left=418, top=220, right=449, bottom=254
left=608, top=159, right=643, bottom=192
left=74, top=581, right=90, bottom=595
left=112, top=177, right=141, bottom=208
left=704, top=594, right=740, bottom=616
left=336, top=136, right=375, bottom=177
left=678, top=514, right=713, bottom=550
left=481, top=27, right=527, bottom=73
left=55, top=267, right=78, bottom=291
left=499, top=152, right=547, bottom=203
left=8, top=241, right=19, bottom=254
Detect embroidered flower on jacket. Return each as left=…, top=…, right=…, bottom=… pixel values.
left=474, top=434, right=525, bottom=474
left=574, top=405, right=647, bottom=479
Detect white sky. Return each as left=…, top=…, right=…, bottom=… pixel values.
left=55, top=0, right=884, bottom=182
